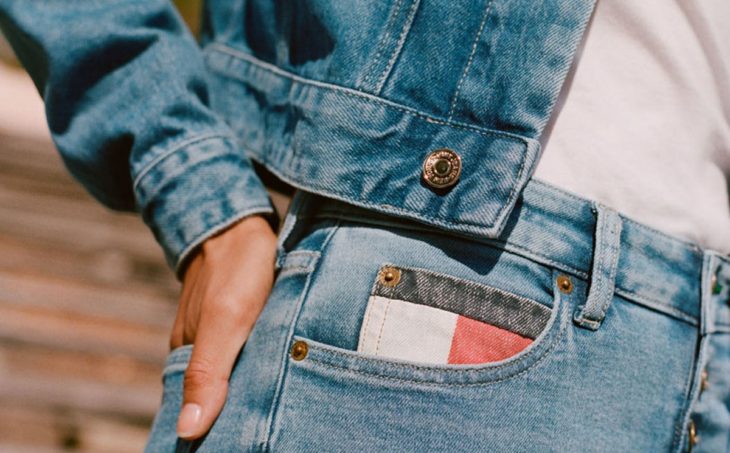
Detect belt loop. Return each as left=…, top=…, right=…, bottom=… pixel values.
left=700, top=252, right=720, bottom=335
left=574, top=202, right=623, bottom=331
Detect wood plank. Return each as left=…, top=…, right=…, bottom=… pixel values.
left=0, top=46, right=205, bottom=452
left=0, top=134, right=68, bottom=175
left=0, top=404, right=69, bottom=453
left=0, top=205, right=165, bottom=261
left=0, top=171, right=84, bottom=200
left=0, top=372, right=160, bottom=418
left=75, top=415, right=150, bottom=453
left=0, top=236, right=178, bottom=294
left=0, top=403, right=150, bottom=453
left=0, top=304, right=169, bottom=363
left=0, top=183, right=118, bottom=223
left=0, top=271, right=176, bottom=327
left=0, top=341, right=161, bottom=388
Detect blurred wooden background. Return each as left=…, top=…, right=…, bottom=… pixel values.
left=0, top=2, right=201, bottom=451
left=0, top=135, right=179, bottom=452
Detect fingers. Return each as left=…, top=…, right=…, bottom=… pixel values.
left=176, top=295, right=253, bottom=440
left=169, top=293, right=188, bottom=351
left=170, top=255, right=203, bottom=350
left=171, top=215, right=278, bottom=440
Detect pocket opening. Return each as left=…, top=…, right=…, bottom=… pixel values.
left=162, top=344, right=194, bottom=377
left=357, top=264, right=553, bottom=365
left=289, top=267, right=572, bottom=386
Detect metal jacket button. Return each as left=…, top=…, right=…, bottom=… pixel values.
left=423, top=148, right=461, bottom=189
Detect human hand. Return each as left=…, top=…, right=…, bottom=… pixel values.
left=168, top=215, right=277, bottom=440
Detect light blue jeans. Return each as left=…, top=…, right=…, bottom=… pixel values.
left=146, top=179, right=729, bottom=452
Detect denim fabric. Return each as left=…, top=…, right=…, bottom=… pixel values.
left=146, top=179, right=728, bottom=452
left=0, top=0, right=596, bottom=275
left=368, top=264, right=552, bottom=339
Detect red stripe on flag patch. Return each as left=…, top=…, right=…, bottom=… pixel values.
left=447, top=315, right=533, bottom=364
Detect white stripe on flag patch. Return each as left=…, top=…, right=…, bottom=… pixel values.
left=357, top=295, right=458, bottom=364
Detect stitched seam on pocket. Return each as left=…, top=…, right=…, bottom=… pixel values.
left=298, top=277, right=568, bottom=384
left=303, top=310, right=567, bottom=387
left=163, top=363, right=189, bottom=376
left=374, top=299, right=393, bottom=354
left=263, top=220, right=343, bottom=452
left=373, top=264, right=551, bottom=340
left=162, top=345, right=194, bottom=376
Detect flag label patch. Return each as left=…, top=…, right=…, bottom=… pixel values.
left=357, top=265, right=551, bottom=365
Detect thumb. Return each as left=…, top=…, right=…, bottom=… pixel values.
left=176, top=304, right=248, bottom=440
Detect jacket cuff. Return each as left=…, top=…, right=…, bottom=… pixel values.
left=133, top=135, right=276, bottom=278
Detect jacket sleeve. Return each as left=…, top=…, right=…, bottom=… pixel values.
left=0, top=0, right=275, bottom=277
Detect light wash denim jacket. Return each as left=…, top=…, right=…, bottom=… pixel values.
left=0, top=0, right=596, bottom=276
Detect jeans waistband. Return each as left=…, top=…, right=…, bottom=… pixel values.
left=292, top=178, right=730, bottom=329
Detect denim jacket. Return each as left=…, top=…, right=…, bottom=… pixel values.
left=0, top=0, right=596, bottom=276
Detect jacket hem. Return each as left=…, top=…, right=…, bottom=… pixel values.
left=203, top=43, right=542, bottom=240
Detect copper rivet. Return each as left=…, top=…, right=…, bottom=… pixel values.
left=423, top=148, right=462, bottom=189
left=290, top=340, right=308, bottom=361
left=557, top=275, right=573, bottom=294
left=701, top=369, right=709, bottom=392
left=688, top=419, right=698, bottom=451
left=380, top=266, right=401, bottom=287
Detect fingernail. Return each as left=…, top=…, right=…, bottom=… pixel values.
left=177, top=403, right=202, bottom=438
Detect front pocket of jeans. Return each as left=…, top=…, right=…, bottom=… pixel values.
left=144, top=345, right=193, bottom=453
left=163, top=344, right=194, bottom=377
left=357, top=264, right=552, bottom=366
left=287, top=218, right=579, bottom=386
left=292, top=263, right=570, bottom=388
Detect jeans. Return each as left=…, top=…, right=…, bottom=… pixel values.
left=146, top=179, right=729, bottom=452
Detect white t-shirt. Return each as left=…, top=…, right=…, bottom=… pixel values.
left=535, top=0, right=730, bottom=255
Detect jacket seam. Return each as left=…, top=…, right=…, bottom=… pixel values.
left=358, top=0, right=405, bottom=90
left=132, top=133, right=230, bottom=191
left=248, top=155, right=515, bottom=231
left=205, top=42, right=531, bottom=146
left=447, top=0, right=495, bottom=121
left=372, top=0, right=420, bottom=95
left=205, top=43, right=536, bottom=236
